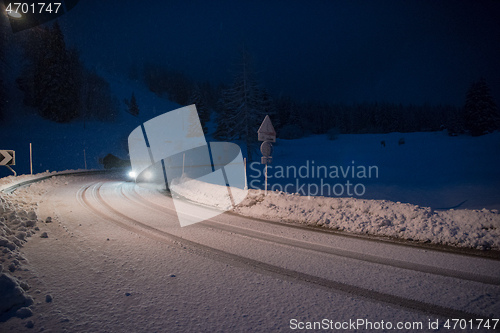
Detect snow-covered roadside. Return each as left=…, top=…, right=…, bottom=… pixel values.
left=0, top=193, right=37, bottom=322
left=171, top=177, right=500, bottom=250
left=1, top=169, right=498, bottom=328
left=0, top=169, right=102, bottom=192
left=0, top=174, right=77, bottom=322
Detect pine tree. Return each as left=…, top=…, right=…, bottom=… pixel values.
left=213, top=94, right=232, bottom=141
left=288, top=101, right=301, bottom=125
left=188, top=84, right=209, bottom=134
left=257, top=88, right=278, bottom=130
left=124, top=92, right=140, bottom=117
left=275, top=95, right=290, bottom=128
left=16, top=21, right=117, bottom=125
left=186, top=107, right=203, bottom=138
left=39, top=21, right=79, bottom=123
left=0, top=24, right=7, bottom=120
left=200, top=81, right=217, bottom=111
left=16, top=21, right=80, bottom=123
left=0, top=8, right=7, bottom=121
left=68, top=47, right=83, bottom=120
left=16, top=26, right=51, bottom=109
left=215, top=49, right=264, bottom=161
left=213, top=90, right=234, bottom=140
left=463, top=78, right=499, bottom=136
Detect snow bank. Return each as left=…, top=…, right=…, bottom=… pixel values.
left=235, top=190, right=500, bottom=250
left=0, top=173, right=78, bottom=317
left=171, top=177, right=500, bottom=250
left=0, top=195, right=37, bottom=316
left=170, top=174, right=247, bottom=211
left=0, top=272, right=33, bottom=314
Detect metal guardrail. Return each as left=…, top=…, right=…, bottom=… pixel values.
left=0, top=169, right=118, bottom=194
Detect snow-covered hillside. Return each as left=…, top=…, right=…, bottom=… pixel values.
left=1, top=70, right=181, bottom=178
left=248, top=131, right=500, bottom=210
left=2, top=69, right=500, bottom=219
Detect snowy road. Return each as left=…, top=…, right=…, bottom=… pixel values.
left=3, top=173, right=500, bottom=332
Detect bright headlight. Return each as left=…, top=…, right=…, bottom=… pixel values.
left=128, top=171, right=137, bottom=178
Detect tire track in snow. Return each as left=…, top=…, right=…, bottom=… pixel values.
left=160, top=182, right=500, bottom=262
left=77, top=181, right=499, bottom=323
left=121, top=183, right=500, bottom=286
left=5, top=170, right=497, bottom=260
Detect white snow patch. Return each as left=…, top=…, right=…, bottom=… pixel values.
left=0, top=170, right=87, bottom=318
left=171, top=178, right=500, bottom=250
left=170, top=174, right=247, bottom=211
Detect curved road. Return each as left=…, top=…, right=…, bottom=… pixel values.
left=15, top=174, right=500, bottom=332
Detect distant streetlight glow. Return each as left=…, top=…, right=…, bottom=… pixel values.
left=128, top=171, right=137, bottom=179
left=7, top=11, right=22, bottom=18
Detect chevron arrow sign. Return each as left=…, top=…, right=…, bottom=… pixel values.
left=0, top=150, right=15, bottom=166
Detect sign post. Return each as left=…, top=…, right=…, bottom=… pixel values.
left=30, top=143, right=33, bottom=175
left=0, top=150, right=16, bottom=176
left=258, top=115, right=276, bottom=195
left=83, top=149, right=87, bottom=170
left=244, top=158, right=248, bottom=190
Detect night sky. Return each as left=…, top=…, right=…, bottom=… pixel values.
left=58, top=0, right=500, bottom=106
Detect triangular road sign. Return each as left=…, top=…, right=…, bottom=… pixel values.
left=258, top=115, right=276, bottom=142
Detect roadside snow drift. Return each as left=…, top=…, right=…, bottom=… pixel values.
left=172, top=177, right=500, bottom=250
left=0, top=193, right=38, bottom=316
left=170, top=174, right=247, bottom=211
left=0, top=174, right=76, bottom=317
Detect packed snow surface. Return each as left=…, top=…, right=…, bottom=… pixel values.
left=1, top=170, right=499, bottom=332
